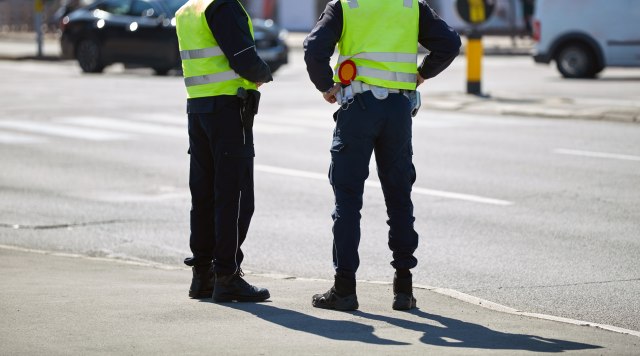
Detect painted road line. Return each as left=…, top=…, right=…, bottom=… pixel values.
left=0, top=131, right=46, bottom=144
left=61, top=117, right=184, bottom=138
left=0, top=120, right=130, bottom=141
left=255, top=164, right=513, bottom=206
left=260, top=112, right=464, bottom=129
left=554, top=148, right=640, bottom=162
left=63, top=117, right=305, bottom=136
left=256, top=165, right=327, bottom=180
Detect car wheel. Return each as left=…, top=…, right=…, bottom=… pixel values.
left=555, top=43, right=598, bottom=79
left=76, top=38, right=104, bottom=73
left=153, top=67, right=171, bottom=76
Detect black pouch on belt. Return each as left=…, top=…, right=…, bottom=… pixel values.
left=237, top=88, right=261, bottom=130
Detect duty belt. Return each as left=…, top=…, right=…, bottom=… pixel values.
left=336, top=80, right=421, bottom=117
left=347, top=81, right=402, bottom=95
left=336, top=80, right=404, bottom=104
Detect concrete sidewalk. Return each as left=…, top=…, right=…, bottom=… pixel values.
left=1, top=246, right=638, bottom=355
left=0, top=32, right=61, bottom=60
left=422, top=92, right=640, bottom=123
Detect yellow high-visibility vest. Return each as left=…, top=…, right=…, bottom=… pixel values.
left=334, top=0, right=419, bottom=90
left=176, top=0, right=257, bottom=98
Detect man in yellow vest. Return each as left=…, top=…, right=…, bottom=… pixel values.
left=305, top=0, right=461, bottom=311
left=175, top=0, right=272, bottom=302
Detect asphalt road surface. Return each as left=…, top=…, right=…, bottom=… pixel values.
left=0, top=53, right=639, bottom=332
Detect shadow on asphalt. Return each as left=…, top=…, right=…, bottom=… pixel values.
left=218, top=302, right=409, bottom=345
left=355, top=309, right=603, bottom=352
left=0, top=55, right=62, bottom=61
left=218, top=303, right=602, bottom=351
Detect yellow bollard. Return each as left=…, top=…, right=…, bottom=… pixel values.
left=466, top=31, right=483, bottom=95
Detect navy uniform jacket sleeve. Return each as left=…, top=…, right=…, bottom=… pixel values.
left=205, top=0, right=273, bottom=84
left=304, top=0, right=461, bottom=92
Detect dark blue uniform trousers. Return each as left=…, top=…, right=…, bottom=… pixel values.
left=329, top=91, right=419, bottom=278
left=186, top=96, right=255, bottom=275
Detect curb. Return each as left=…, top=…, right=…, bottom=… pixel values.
left=1, top=243, right=638, bottom=338
left=423, top=93, right=640, bottom=123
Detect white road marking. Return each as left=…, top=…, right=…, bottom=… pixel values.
left=61, top=117, right=185, bottom=138
left=0, top=116, right=309, bottom=145
left=0, top=131, right=46, bottom=144
left=258, top=109, right=545, bottom=131
left=256, top=165, right=327, bottom=180
left=554, top=148, right=640, bottom=162
left=255, top=164, right=513, bottom=206
left=0, top=120, right=130, bottom=141
left=134, top=114, right=185, bottom=125
left=65, top=116, right=305, bottom=136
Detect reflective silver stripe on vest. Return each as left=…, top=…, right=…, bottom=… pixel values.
left=184, top=70, right=239, bottom=87
left=337, top=52, right=417, bottom=65
left=180, top=46, right=224, bottom=60
left=351, top=66, right=417, bottom=84
left=347, top=0, right=411, bottom=9
left=346, top=0, right=359, bottom=9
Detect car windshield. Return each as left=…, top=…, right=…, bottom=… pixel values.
left=165, top=0, right=187, bottom=15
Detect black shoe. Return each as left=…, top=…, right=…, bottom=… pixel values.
left=312, top=274, right=358, bottom=311
left=188, top=264, right=214, bottom=299
left=392, top=271, right=416, bottom=310
left=212, top=270, right=270, bottom=303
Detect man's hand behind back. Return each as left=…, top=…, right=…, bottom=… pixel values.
left=323, top=83, right=341, bottom=104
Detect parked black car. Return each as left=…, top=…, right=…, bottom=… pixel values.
left=60, top=0, right=288, bottom=75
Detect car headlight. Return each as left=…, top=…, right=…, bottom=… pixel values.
left=278, top=29, right=288, bottom=41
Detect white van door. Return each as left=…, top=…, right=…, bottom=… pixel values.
left=605, top=0, right=640, bottom=66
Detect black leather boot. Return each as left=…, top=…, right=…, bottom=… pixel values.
left=189, top=264, right=214, bottom=299
left=312, top=273, right=359, bottom=311
left=212, top=270, right=270, bottom=303
left=392, top=270, right=416, bottom=310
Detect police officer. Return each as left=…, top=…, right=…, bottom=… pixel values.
left=176, top=0, right=272, bottom=302
left=304, top=0, right=461, bottom=311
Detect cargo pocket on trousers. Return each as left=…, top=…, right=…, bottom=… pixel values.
left=218, top=143, right=255, bottom=188
left=219, top=143, right=255, bottom=159
left=330, top=136, right=346, bottom=154
left=328, top=137, right=346, bottom=185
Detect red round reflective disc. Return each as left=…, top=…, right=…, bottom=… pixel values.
left=338, top=60, right=357, bottom=85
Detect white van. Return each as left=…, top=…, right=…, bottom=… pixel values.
left=533, top=0, right=640, bottom=78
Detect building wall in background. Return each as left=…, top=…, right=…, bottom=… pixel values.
left=249, top=0, right=526, bottom=35
left=276, top=0, right=316, bottom=31
left=0, top=0, right=76, bottom=32
left=0, top=0, right=527, bottom=35
left=245, top=0, right=325, bottom=31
